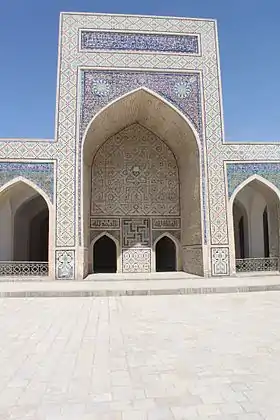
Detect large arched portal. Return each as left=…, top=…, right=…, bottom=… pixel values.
left=82, top=88, right=203, bottom=277
left=231, top=177, right=280, bottom=273
left=0, top=180, right=51, bottom=276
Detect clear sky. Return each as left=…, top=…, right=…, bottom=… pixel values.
left=0, top=0, right=279, bottom=142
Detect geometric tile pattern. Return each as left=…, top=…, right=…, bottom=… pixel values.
left=0, top=142, right=55, bottom=160
left=91, top=124, right=180, bottom=216
left=81, top=31, right=199, bottom=54
left=122, top=248, right=151, bottom=272
left=227, top=162, right=280, bottom=198
left=211, top=247, right=229, bottom=276
left=55, top=250, right=75, bottom=280
left=0, top=162, right=54, bottom=202
left=122, top=219, right=150, bottom=248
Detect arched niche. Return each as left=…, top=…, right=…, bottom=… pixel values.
left=229, top=175, right=280, bottom=273
left=0, top=177, right=54, bottom=276
left=154, top=234, right=178, bottom=272
left=90, top=232, right=120, bottom=273
left=81, top=88, right=204, bottom=277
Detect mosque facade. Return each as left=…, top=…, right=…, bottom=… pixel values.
left=1, top=12, right=280, bottom=279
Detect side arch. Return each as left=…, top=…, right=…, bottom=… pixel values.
left=90, top=232, right=121, bottom=273
left=228, top=174, right=280, bottom=274
left=0, top=176, right=53, bottom=211
left=0, top=176, right=55, bottom=277
left=229, top=174, right=280, bottom=207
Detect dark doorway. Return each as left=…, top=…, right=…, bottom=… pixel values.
left=238, top=216, right=245, bottom=259
left=93, top=236, right=117, bottom=273
left=29, top=210, right=49, bottom=261
left=263, top=206, right=270, bottom=258
left=156, top=236, right=176, bottom=272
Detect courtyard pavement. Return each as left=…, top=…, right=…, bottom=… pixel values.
left=0, top=293, right=279, bottom=419
left=1, top=273, right=280, bottom=297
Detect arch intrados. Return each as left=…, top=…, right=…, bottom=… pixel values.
left=82, top=87, right=200, bottom=164
left=15, top=193, right=49, bottom=216
left=0, top=176, right=53, bottom=212
left=30, top=207, right=49, bottom=223
left=233, top=197, right=248, bottom=218
left=230, top=174, right=280, bottom=208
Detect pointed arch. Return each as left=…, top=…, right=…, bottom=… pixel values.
left=228, top=174, right=280, bottom=274
left=0, top=176, right=53, bottom=212
left=0, top=176, right=55, bottom=276
left=82, top=87, right=201, bottom=164
left=90, top=231, right=119, bottom=248
left=81, top=86, right=204, bottom=278
left=152, top=232, right=180, bottom=272
left=82, top=86, right=200, bottom=141
left=153, top=231, right=180, bottom=249
left=90, top=232, right=120, bottom=273
left=229, top=174, right=280, bottom=207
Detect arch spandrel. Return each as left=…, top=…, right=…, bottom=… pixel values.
left=80, top=71, right=201, bottom=147
left=82, top=87, right=201, bottom=167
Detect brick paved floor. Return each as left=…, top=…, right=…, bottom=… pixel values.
left=0, top=293, right=279, bottom=419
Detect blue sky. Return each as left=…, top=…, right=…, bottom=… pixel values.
left=0, top=0, right=279, bottom=141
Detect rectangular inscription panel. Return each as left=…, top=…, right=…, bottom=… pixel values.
left=90, top=218, right=120, bottom=229
left=152, top=218, right=181, bottom=230
left=81, top=31, right=199, bottom=54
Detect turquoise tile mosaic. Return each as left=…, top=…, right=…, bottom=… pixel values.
left=0, top=162, right=54, bottom=202
left=227, top=163, right=280, bottom=198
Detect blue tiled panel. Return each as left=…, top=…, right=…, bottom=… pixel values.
left=227, top=163, right=280, bottom=198
left=81, top=31, right=199, bottom=54
left=0, top=162, right=54, bottom=202
left=80, top=70, right=201, bottom=137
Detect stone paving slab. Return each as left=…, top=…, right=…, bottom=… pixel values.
left=0, top=293, right=279, bottom=419
left=0, top=274, right=280, bottom=297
